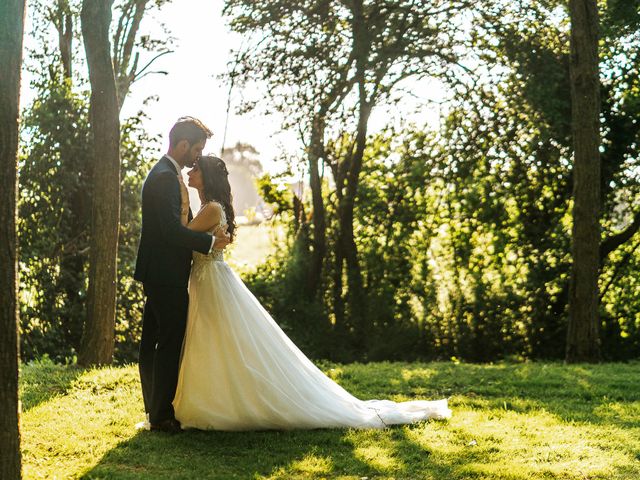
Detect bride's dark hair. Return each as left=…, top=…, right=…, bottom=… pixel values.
left=197, top=155, right=236, bottom=240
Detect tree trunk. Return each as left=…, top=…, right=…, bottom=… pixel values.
left=337, top=0, right=370, bottom=352
left=306, top=78, right=356, bottom=302
left=0, top=1, right=26, bottom=478
left=566, top=0, right=601, bottom=363
left=78, top=0, right=121, bottom=366
left=52, top=0, right=73, bottom=79
left=306, top=114, right=327, bottom=297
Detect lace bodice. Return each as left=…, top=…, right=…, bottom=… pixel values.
left=192, top=201, right=227, bottom=267
left=193, top=248, right=225, bottom=263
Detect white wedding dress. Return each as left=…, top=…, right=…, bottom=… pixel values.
left=172, top=202, right=451, bottom=431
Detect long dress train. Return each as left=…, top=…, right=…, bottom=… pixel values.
left=173, top=203, right=451, bottom=431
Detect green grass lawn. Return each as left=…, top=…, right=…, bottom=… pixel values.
left=19, top=360, right=640, bottom=479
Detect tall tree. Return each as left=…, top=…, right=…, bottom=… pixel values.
left=325, top=0, right=466, bottom=344
left=0, top=0, right=26, bottom=477
left=224, top=0, right=356, bottom=299
left=78, top=0, right=121, bottom=365
left=16, top=0, right=169, bottom=363
left=566, top=0, right=601, bottom=362
left=30, top=0, right=168, bottom=361
left=225, top=0, right=468, bottom=340
left=45, top=1, right=92, bottom=357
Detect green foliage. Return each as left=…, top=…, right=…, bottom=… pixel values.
left=256, top=173, right=294, bottom=215
left=114, top=113, right=159, bottom=362
left=241, top=216, right=333, bottom=359
left=19, top=74, right=92, bottom=361
left=242, top=0, right=640, bottom=362
left=16, top=0, right=640, bottom=364
left=18, top=74, right=156, bottom=363
left=20, top=361, right=640, bottom=479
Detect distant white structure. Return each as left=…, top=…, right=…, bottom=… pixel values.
left=223, top=142, right=268, bottom=224
left=187, top=142, right=304, bottom=224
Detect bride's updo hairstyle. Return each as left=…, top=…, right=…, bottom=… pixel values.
left=198, top=155, right=236, bottom=240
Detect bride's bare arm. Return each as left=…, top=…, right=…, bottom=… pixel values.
left=187, top=202, right=231, bottom=249
left=187, top=202, right=221, bottom=233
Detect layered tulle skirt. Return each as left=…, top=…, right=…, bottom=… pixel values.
left=173, top=256, right=451, bottom=431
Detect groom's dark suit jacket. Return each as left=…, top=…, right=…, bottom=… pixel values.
left=134, top=156, right=211, bottom=287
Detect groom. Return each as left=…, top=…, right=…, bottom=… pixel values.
left=134, top=116, right=230, bottom=433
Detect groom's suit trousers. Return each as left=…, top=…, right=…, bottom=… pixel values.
left=139, top=283, right=189, bottom=424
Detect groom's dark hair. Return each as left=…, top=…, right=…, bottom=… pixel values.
left=169, top=116, right=213, bottom=147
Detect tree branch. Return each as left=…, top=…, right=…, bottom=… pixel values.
left=132, top=49, right=172, bottom=81
left=600, top=236, right=640, bottom=300
left=600, top=207, right=640, bottom=263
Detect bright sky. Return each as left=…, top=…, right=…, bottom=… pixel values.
left=21, top=0, right=445, bottom=175
left=121, top=0, right=445, bottom=174
left=120, top=0, right=295, bottom=174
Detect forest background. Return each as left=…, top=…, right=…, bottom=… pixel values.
left=11, top=0, right=640, bottom=369
left=3, top=1, right=640, bottom=477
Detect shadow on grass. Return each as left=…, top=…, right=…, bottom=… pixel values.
left=20, top=361, right=86, bottom=412
left=358, top=361, right=640, bottom=428
left=40, top=361, right=640, bottom=479
left=80, top=422, right=475, bottom=480
left=491, top=363, right=638, bottom=428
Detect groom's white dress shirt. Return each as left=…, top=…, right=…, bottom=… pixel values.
left=165, top=154, right=182, bottom=177
left=165, top=154, right=216, bottom=254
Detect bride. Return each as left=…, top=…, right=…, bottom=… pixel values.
left=172, top=155, right=451, bottom=431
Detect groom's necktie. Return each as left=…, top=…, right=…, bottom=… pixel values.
left=177, top=174, right=189, bottom=226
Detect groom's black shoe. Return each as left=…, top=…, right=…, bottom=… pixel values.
left=150, top=418, right=182, bottom=434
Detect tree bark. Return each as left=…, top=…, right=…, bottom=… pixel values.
left=306, top=75, right=356, bottom=301
left=0, top=0, right=26, bottom=478
left=600, top=207, right=640, bottom=264
left=338, top=93, right=371, bottom=351
left=51, top=0, right=73, bottom=79
left=566, top=0, right=601, bottom=363
left=78, top=0, right=121, bottom=366
left=306, top=114, right=328, bottom=297
left=338, top=0, right=370, bottom=350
